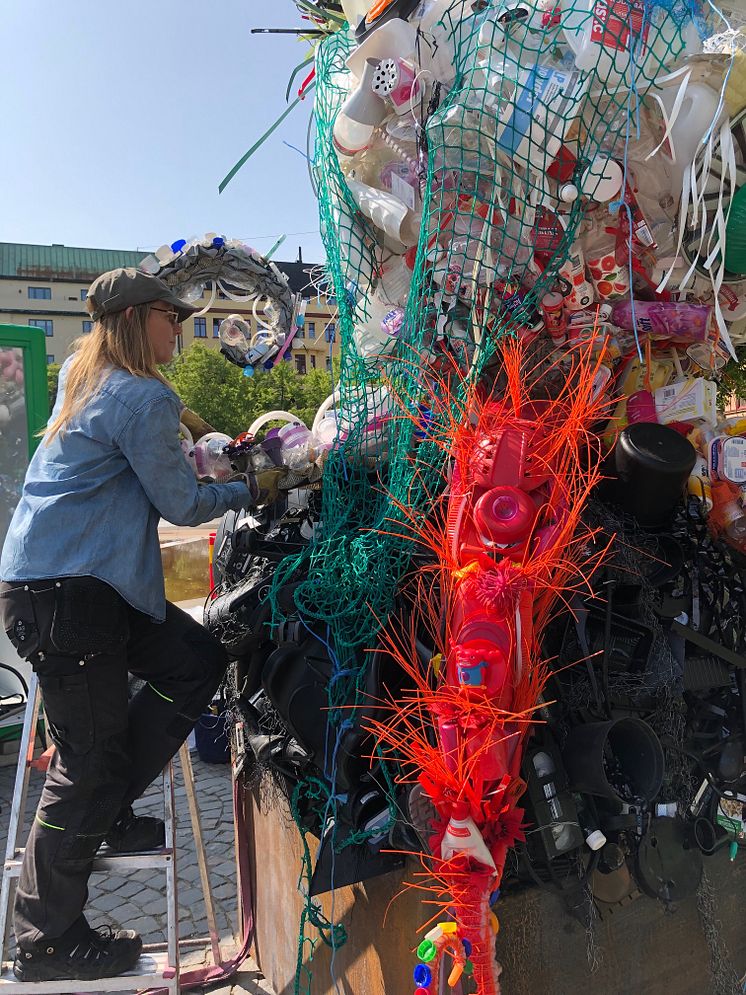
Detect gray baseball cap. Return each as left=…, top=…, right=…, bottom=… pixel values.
left=86, top=267, right=199, bottom=323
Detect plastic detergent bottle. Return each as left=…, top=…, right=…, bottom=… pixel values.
left=440, top=801, right=496, bottom=868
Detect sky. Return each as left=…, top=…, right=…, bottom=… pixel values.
left=0, top=0, right=325, bottom=263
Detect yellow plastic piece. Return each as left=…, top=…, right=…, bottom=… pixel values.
left=437, top=921, right=458, bottom=935
left=431, top=654, right=443, bottom=677
left=490, top=912, right=500, bottom=935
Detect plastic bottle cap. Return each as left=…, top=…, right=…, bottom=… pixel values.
left=581, top=158, right=623, bottom=202
left=416, top=940, right=438, bottom=963
left=463, top=960, right=474, bottom=977
left=490, top=912, right=500, bottom=935
left=585, top=829, right=607, bottom=851
left=413, top=963, right=432, bottom=987
left=559, top=183, right=579, bottom=203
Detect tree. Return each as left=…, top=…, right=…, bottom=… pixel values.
left=162, top=343, right=339, bottom=437
left=47, top=363, right=61, bottom=413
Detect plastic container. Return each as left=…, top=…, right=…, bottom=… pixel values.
left=473, top=486, right=536, bottom=548
left=562, top=717, right=665, bottom=805
left=687, top=455, right=713, bottom=511
left=725, top=183, right=746, bottom=277
left=709, top=435, right=746, bottom=484
left=559, top=242, right=594, bottom=311
left=580, top=157, right=623, bottom=203
left=611, top=301, right=712, bottom=342
left=192, top=433, right=233, bottom=483
left=654, top=378, right=718, bottom=427
left=333, top=59, right=388, bottom=157
left=612, top=422, right=697, bottom=526
left=626, top=390, right=658, bottom=424
left=584, top=226, right=629, bottom=302
left=561, top=0, right=701, bottom=88
left=541, top=292, right=567, bottom=345
left=194, top=711, right=230, bottom=764
left=440, top=801, right=496, bottom=868
left=278, top=422, right=313, bottom=470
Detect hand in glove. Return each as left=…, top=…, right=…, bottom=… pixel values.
left=226, top=467, right=288, bottom=507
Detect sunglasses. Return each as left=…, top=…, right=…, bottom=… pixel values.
left=150, top=306, right=182, bottom=327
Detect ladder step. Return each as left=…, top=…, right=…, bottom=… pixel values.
left=0, top=950, right=175, bottom=992
left=4, top=849, right=174, bottom=878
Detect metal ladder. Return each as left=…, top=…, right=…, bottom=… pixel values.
left=0, top=672, right=224, bottom=993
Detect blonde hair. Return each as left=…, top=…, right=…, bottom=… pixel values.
left=44, top=302, right=171, bottom=442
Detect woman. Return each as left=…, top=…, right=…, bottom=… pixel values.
left=0, top=267, right=252, bottom=983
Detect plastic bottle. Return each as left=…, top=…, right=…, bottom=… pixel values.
left=440, top=801, right=496, bottom=869
left=559, top=241, right=594, bottom=311
left=573, top=794, right=607, bottom=851
left=278, top=422, right=313, bottom=470
left=532, top=752, right=577, bottom=853
left=610, top=301, right=712, bottom=342
left=712, top=480, right=746, bottom=547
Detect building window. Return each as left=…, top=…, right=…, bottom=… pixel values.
left=306, top=321, right=315, bottom=338
left=194, top=317, right=207, bottom=338
left=82, top=320, right=93, bottom=333
left=310, top=355, right=316, bottom=369
left=29, top=318, right=53, bottom=336
left=212, top=318, right=221, bottom=338
left=325, top=357, right=332, bottom=371
left=28, top=287, right=51, bottom=300
left=46, top=354, right=55, bottom=364
left=324, top=322, right=336, bottom=343
left=80, top=289, right=88, bottom=301
left=295, top=354, right=307, bottom=374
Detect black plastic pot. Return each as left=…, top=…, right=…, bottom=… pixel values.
left=562, top=716, right=664, bottom=804
left=611, top=423, right=696, bottom=526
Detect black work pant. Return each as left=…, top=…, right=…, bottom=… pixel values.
left=0, top=578, right=228, bottom=949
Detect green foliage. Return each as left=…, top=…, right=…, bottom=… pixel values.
left=162, top=343, right=339, bottom=437
left=46, top=363, right=61, bottom=413
left=718, top=348, right=746, bottom=410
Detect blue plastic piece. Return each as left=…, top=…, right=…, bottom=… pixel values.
left=413, top=964, right=432, bottom=988
left=462, top=938, right=472, bottom=957
left=170, top=239, right=187, bottom=253
left=489, top=888, right=501, bottom=905
left=242, top=366, right=255, bottom=377
left=212, top=236, right=225, bottom=247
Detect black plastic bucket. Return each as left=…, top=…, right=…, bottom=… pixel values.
left=563, top=716, right=664, bottom=804
left=611, top=423, right=696, bottom=526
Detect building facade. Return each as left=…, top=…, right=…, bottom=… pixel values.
left=0, top=242, right=339, bottom=373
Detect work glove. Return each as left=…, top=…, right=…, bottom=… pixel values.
left=226, top=467, right=288, bottom=507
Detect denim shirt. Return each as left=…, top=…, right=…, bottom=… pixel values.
left=0, top=360, right=249, bottom=621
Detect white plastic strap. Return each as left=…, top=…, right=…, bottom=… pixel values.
left=645, top=69, right=692, bottom=165
left=190, top=280, right=216, bottom=318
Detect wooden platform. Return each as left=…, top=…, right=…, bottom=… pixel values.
left=243, top=786, right=746, bottom=995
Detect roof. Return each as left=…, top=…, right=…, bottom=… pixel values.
left=0, top=241, right=326, bottom=298
left=0, top=242, right=144, bottom=282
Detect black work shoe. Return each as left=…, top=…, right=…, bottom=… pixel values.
left=103, top=805, right=165, bottom=853
left=14, top=925, right=142, bottom=982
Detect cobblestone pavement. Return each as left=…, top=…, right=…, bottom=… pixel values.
left=0, top=744, right=275, bottom=994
